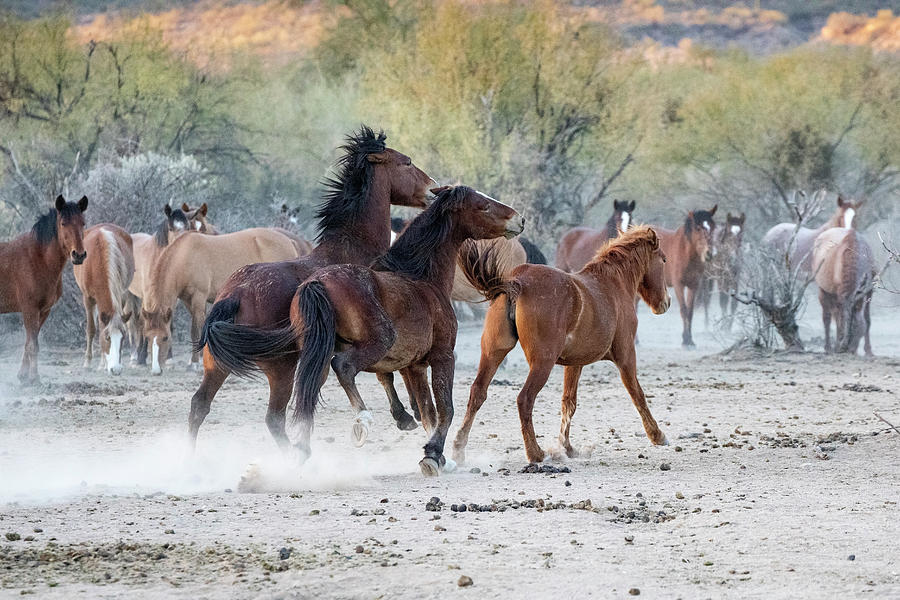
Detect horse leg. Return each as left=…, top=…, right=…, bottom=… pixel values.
left=399, top=369, right=422, bottom=422
left=863, top=294, right=873, bottom=357
left=376, top=372, right=417, bottom=431
left=83, top=297, right=96, bottom=368
left=188, top=295, right=206, bottom=370
left=615, top=346, right=666, bottom=445
left=682, top=285, right=696, bottom=347
left=332, top=337, right=392, bottom=447
left=263, top=360, right=296, bottom=452
left=420, top=354, right=455, bottom=477
left=452, top=317, right=516, bottom=464
left=188, top=347, right=229, bottom=450
left=820, top=290, right=832, bottom=353
left=18, top=309, right=40, bottom=385
left=403, top=364, right=436, bottom=433
left=558, top=365, right=583, bottom=458
left=517, top=359, right=555, bottom=464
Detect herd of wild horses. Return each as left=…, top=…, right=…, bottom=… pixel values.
left=0, top=126, right=877, bottom=473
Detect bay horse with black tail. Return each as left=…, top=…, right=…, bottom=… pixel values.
left=554, top=199, right=635, bottom=272
left=0, top=195, right=88, bottom=384
left=654, top=206, right=717, bottom=347
left=190, top=126, right=434, bottom=452
left=453, top=225, right=670, bottom=465
left=290, top=185, right=523, bottom=475
left=812, top=228, right=875, bottom=355
left=698, top=212, right=745, bottom=330
left=73, top=224, right=135, bottom=375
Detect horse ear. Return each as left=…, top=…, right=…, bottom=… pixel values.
left=55, top=195, right=66, bottom=211
left=627, top=200, right=636, bottom=212
left=164, top=204, right=173, bottom=217
left=837, top=195, right=845, bottom=207
left=181, top=203, right=190, bottom=212
left=367, top=152, right=388, bottom=164
left=685, top=212, right=694, bottom=235
left=77, top=196, right=88, bottom=212
left=613, top=199, right=622, bottom=210
left=199, top=203, right=208, bottom=216
left=430, top=185, right=451, bottom=196
left=708, top=204, right=717, bottom=217
left=281, top=204, right=288, bottom=213
left=739, top=212, right=746, bottom=224
left=649, top=228, right=659, bottom=250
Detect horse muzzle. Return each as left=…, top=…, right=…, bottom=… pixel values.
left=504, top=216, right=526, bottom=239
left=72, top=250, right=87, bottom=265
left=653, top=296, right=672, bottom=315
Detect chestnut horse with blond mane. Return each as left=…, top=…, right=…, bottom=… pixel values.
left=0, top=195, right=89, bottom=384
left=453, top=225, right=670, bottom=465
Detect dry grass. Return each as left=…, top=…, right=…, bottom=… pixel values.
left=819, top=9, right=900, bottom=53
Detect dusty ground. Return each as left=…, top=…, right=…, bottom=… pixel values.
left=1, top=298, right=899, bottom=599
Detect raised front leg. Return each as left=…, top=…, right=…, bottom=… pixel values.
left=420, top=354, right=456, bottom=477
left=558, top=365, right=583, bottom=458
left=376, top=372, right=417, bottom=431
left=614, top=346, right=666, bottom=446
left=83, top=297, right=96, bottom=368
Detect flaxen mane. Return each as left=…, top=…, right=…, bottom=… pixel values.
left=584, top=225, right=659, bottom=289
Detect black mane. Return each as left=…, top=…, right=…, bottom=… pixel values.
left=154, top=208, right=189, bottom=246
left=371, top=186, right=471, bottom=281
left=315, top=125, right=387, bottom=243
left=31, top=203, right=81, bottom=245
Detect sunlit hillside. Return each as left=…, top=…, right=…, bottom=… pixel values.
left=819, top=9, right=900, bottom=52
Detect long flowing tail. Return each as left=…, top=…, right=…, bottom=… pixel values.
left=291, top=281, right=336, bottom=424
left=197, top=297, right=297, bottom=378
left=458, top=241, right=521, bottom=303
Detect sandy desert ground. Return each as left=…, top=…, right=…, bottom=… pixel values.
left=1, top=295, right=899, bottom=599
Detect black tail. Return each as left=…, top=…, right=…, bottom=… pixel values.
left=292, top=281, right=336, bottom=424
left=519, top=236, right=547, bottom=264
left=198, top=297, right=297, bottom=378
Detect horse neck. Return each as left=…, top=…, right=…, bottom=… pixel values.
left=146, top=246, right=182, bottom=311
left=317, top=173, right=391, bottom=265
left=31, top=232, right=69, bottom=277
left=675, top=225, right=700, bottom=262
left=584, top=250, right=644, bottom=299
left=427, top=233, right=466, bottom=296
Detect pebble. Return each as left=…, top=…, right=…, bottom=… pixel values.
left=660, top=463, right=671, bottom=471
left=355, top=545, right=364, bottom=554
left=565, top=480, right=572, bottom=487
left=469, top=467, right=481, bottom=474
left=848, top=554, right=855, bottom=561
left=675, top=491, right=684, bottom=499
left=278, top=547, right=292, bottom=560
left=457, top=575, right=474, bottom=587
left=5, top=533, right=20, bottom=542
left=624, top=535, right=634, bottom=543
left=629, top=588, right=640, bottom=596
left=425, top=497, right=443, bottom=512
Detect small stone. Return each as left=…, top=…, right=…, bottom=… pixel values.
left=660, top=463, right=671, bottom=471
left=675, top=491, right=684, bottom=499
left=674, top=446, right=683, bottom=452
left=309, top=510, right=320, bottom=516
left=5, top=533, right=20, bottom=541
left=457, top=575, right=474, bottom=587
left=32, top=528, right=43, bottom=534
left=848, top=554, right=855, bottom=561
left=624, top=535, right=634, bottom=543
left=355, top=545, right=364, bottom=554
left=565, top=480, right=572, bottom=487
left=278, top=547, right=292, bottom=560
left=469, top=467, right=481, bottom=474
left=629, top=588, right=640, bottom=596
left=164, top=529, right=174, bottom=534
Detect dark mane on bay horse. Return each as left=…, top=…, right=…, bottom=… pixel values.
left=519, top=237, right=547, bottom=264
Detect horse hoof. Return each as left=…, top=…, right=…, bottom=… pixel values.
left=395, top=414, right=418, bottom=432
left=419, top=457, right=441, bottom=477
left=655, top=434, right=669, bottom=446
left=352, top=422, right=369, bottom=447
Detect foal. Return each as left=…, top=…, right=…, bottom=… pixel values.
left=290, top=185, right=524, bottom=475
left=453, top=226, right=670, bottom=465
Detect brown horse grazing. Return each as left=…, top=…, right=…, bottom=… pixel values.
left=288, top=185, right=523, bottom=475
left=554, top=199, right=636, bottom=272
left=762, top=195, right=861, bottom=273
left=72, top=224, right=135, bottom=375
left=142, top=227, right=301, bottom=374
left=812, top=228, right=875, bottom=355
left=0, top=195, right=89, bottom=384
left=452, top=225, right=670, bottom=465
left=654, top=206, right=717, bottom=347
left=698, top=212, right=745, bottom=330
left=190, top=126, right=435, bottom=453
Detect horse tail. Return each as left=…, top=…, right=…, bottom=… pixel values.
left=291, top=280, right=335, bottom=425
left=198, top=297, right=297, bottom=378
left=519, top=236, right=547, bottom=265
left=459, top=241, right=520, bottom=303
left=101, top=228, right=131, bottom=316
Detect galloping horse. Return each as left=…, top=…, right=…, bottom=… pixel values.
left=452, top=226, right=670, bottom=465
left=698, top=212, right=745, bottom=330
left=73, top=224, right=135, bottom=375
left=812, top=228, right=875, bottom=355
left=654, top=206, right=717, bottom=347
left=0, top=195, right=88, bottom=384
left=190, top=126, right=434, bottom=452
left=762, top=195, right=861, bottom=273
left=141, top=228, right=301, bottom=374
left=289, top=185, right=523, bottom=475
left=554, top=199, right=635, bottom=272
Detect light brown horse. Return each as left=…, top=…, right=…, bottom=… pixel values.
left=142, top=227, right=301, bottom=374
left=762, top=195, right=862, bottom=273
left=453, top=225, right=670, bottom=465
left=554, top=199, right=635, bottom=272
left=0, top=195, right=89, bottom=384
left=190, top=127, right=434, bottom=454
left=181, top=203, right=217, bottom=234
left=812, top=228, right=875, bottom=355
left=654, top=206, right=717, bottom=347
left=72, top=224, right=135, bottom=375
left=288, top=185, right=523, bottom=475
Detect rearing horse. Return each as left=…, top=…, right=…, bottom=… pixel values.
left=654, top=206, right=717, bottom=347
left=0, top=195, right=89, bottom=384
left=190, top=126, right=434, bottom=452
left=555, top=199, right=635, bottom=272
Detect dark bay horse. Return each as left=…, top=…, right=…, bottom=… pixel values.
left=453, top=226, right=670, bottom=465
left=190, top=126, right=435, bottom=451
left=72, top=224, right=135, bottom=375
left=812, top=228, right=875, bottom=355
left=698, top=212, right=745, bottom=330
left=654, top=206, right=717, bottom=347
left=289, top=185, right=523, bottom=475
left=554, top=199, right=635, bottom=272
left=0, top=195, right=89, bottom=384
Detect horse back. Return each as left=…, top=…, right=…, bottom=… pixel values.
left=556, top=226, right=609, bottom=272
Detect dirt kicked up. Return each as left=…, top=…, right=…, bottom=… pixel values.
left=1, top=304, right=899, bottom=599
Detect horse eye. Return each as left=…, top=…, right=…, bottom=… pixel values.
left=162, top=336, right=169, bottom=342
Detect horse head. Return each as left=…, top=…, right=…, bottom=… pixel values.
left=835, top=196, right=863, bottom=229
left=55, top=194, right=89, bottom=264
left=370, top=146, right=436, bottom=209
left=141, top=306, right=173, bottom=375
left=433, top=186, right=524, bottom=242
left=182, top=202, right=211, bottom=232
left=98, top=311, right=130, bottom=375
left=612, top=199, right=636, bottom=233
left=722, top=212, right=746, bottom=245
left=684, top=204, right=717, bottom=262
left=636, top=227, right=670, bottom=315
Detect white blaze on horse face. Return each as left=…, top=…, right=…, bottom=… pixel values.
left=620, top=211, right=630, bottom=231
left=843, top=208, right=855, bottom=229
left=703, top=221, right=710, bottom=231
left=730, top=225, right=741, bottom=236
left=174, top=221, right=185, bottom=231
left=151, top=338, right=161, bottom=375
left=390, top=230, right=398, bottom=246
left=194, top=221, right=202, bottom=231
left=106, top=330, right=123, bottom=375
left=289, top=216, right=298, bottom=225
